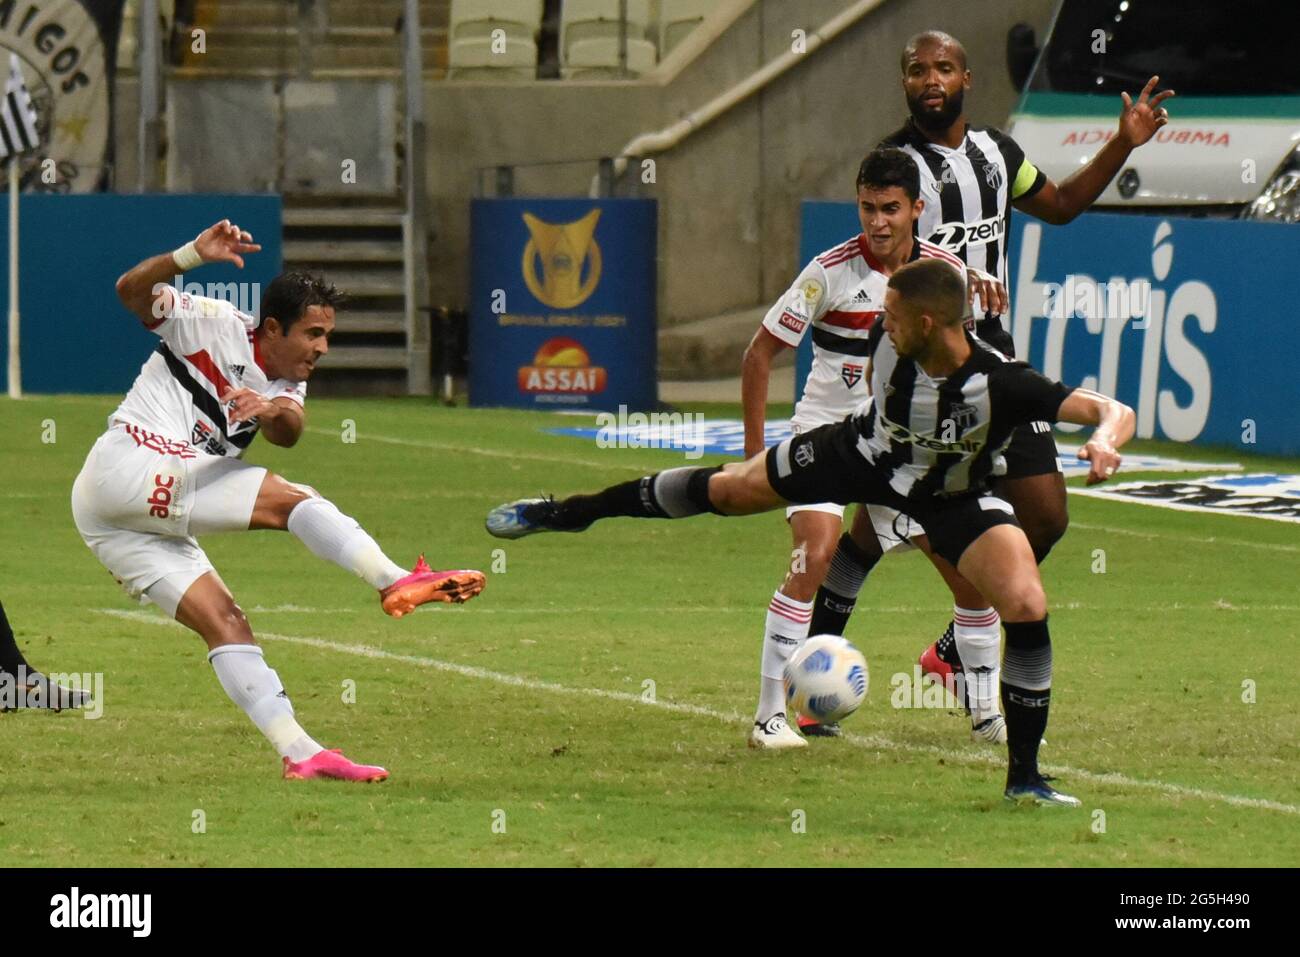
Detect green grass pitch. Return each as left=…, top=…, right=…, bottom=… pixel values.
left=1, top=394, right=1296, bottom=867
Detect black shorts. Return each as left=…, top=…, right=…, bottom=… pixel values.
left=974, top=320, right=1063, bottom=481
left=1000, top=420, right=1063, bottom=480
left=765, top=420, right=1022, bottom=567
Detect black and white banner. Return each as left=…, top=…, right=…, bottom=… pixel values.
left=1071, top=473, right=1300, bottom=523
left=1, top=0, right=127, bottom=191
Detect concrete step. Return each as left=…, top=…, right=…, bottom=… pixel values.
left=333, top=311, right=406, bottom=334
left=283, top=206, right=403, bottom=228
left=194, top=1, right=447, bottom=29
left=314, top=264, right=404, bottom=291
left=319, top=345, right=410, bottom=370
left=658, top=306, right=793, bottom=381
left=283, top=239, right=404, bottom=263
left=198, top=25, right=445, bottom=47
left=659, top=366, right=797, bottom=405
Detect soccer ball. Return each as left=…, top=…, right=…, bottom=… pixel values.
left=784, top=635, right=869, bottom=724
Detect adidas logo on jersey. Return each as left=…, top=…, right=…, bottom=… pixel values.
left=228, top=364, right=245, bottom=382
left=851, top=289, right=872, bottom=304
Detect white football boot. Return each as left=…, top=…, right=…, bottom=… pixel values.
left=971, top=714, right=1008, bottom=745
left=748, top=713, right=808, bottom=750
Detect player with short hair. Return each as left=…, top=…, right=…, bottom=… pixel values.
left=740, top=147, right=1006, bottom=748
left=71, top=219, right=485, bottom=782
left=809, top=30, right=1173, bottom=711
left=488, top=256, right=1136, bottom=805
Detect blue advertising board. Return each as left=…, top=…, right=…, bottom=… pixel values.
left=469, top=198, right=657, bottom=411
left=0, top=194, right=282, bottom=394
left=796, top=202, right=1300, bottom=456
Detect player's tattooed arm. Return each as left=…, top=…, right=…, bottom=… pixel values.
left=1056, top=388, right=1136, bottom=486
left=741, top=328, right=789, bottom=459
left=1014, top=76, right=1175, bottom=225
left=220, top=390, right=304, bottom=448
left=114, top=219, right=262, bottom=327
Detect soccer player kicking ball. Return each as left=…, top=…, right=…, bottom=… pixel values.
left=739, top=149, right=1008, bottom=749
left=71, top=219, right=485, bottom=782
left=810, top=31, right=1173, bottom=708
left=489, top=258, right=1134, bottom=806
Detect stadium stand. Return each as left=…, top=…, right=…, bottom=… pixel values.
left=658, top=0, right=709, bottom=57
left=447, top=0, right=544, bottom=79
left=560, top=0, right=657, bottom=78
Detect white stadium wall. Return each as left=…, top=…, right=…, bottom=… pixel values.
left=420, top=0, right=1058, bottom=327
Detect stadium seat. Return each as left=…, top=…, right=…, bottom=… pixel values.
left=447, top=35, right=539, bottom=80
left=560, top=0, right=654, bottom=61
left=449, top=0, right=545, bottom=44
left=562, top=36, right=657, bottom=78
left=659, top=0, right=709, bottom=57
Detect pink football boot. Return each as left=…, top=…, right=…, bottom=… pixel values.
left=380, top=554, right=486, bottom=617
left=283, top=749, right=389, bottom=782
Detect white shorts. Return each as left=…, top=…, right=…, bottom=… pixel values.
left=71, top=425, right=267, bottom=618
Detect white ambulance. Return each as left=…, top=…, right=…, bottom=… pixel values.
left=1005, top=0, right=1299, bottom=221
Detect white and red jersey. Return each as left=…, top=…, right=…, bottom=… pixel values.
left=762, top=234, right=967, bottom=428
left=109, top=288, right=305, bottom=458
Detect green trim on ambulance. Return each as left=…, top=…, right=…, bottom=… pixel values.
left=1012, top=91, right=1300, bottom=120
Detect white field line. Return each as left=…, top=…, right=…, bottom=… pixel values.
left=239, top=604, right=1300, bottom=615
left=98, top=608, right=1300, bottom=816
left=1070, top=520, right=1299, bottom=554
left=305, top=427, right=647, bottom=472
left=307, top=428, right=1299, bottom=552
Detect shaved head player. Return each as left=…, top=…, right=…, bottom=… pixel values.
left=72, top=219, right=485, bottom=782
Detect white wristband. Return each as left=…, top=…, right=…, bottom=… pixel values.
left=172, top=240, right=204, bottom=272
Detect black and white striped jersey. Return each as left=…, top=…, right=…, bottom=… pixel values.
left=854, top=332, right=1072, bottom=500
left=879, top=119, right=1046, bottom=347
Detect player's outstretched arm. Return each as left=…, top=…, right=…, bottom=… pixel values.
left=1014, top=76, right=1175, bottom=225
left=115, top=219, right=262, bottom=328
left=741, top=327, right=789, bottom=458
left=1056, top=388, right=1136, bottom=485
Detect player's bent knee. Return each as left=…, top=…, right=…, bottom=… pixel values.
left=256, top=474, right=315, bottom=529
left=192, top=599, right=255, bottom=648
left=1027, top=509, right=1069, bottom=561
left=998, top=582, right=1048, bottom=623
left=801, top=541, right=836, bottom=581
left=709, top=470, right=765, bottom=515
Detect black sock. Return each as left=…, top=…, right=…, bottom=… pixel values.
left=1000, top=617, right=1052, bottom=787
left=556, top=467, right=722, bottom=528
left=0, top=601, right=33, bottom=676
left=808, top=533, right=880, bottom=636
left=935, top=620, right=961, bottom=668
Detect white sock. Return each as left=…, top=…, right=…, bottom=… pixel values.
left=286, top=496, right=406, bottom=590
left=756, top=590, right=813, bottom=723
left=208, top=644, right=323, bottom=762
left=953, top=605, right=1002, bottom=725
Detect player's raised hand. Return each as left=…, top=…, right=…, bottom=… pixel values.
left=194, top=219, right=262, bottom=269
left=967, top=269, right=1008, bottom=317
left=1078, top=439, right=1122, bottom=486
left=1118, top=76, right=1175, bottom=148
left=220, top=387, right=279, bottom=425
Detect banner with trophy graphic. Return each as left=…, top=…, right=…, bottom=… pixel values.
left=469, top=198, right=657, bottom=411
